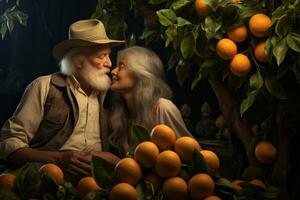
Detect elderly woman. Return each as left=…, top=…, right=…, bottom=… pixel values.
left=108, top=46, right=191, bottom=155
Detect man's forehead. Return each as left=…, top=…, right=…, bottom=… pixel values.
left=88, top=45, right=111, bottom=54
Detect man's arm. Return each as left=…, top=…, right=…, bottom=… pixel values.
left=0, top=76, right=50, bottom=160
left=7, top=147, right=60, bottom=168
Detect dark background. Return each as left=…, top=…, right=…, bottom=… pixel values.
left=0, top=0, right=219, bottom=130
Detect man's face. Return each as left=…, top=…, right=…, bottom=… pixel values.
left=76, top=45, right=112, bottom=92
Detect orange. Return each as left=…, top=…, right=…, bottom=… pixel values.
left=39, top=163, right=64, bottom=185
left=151, top=124, right=177, bottom=150
left=215, top=115, right=225, bottom=129
left=77, top=176, right=101, bottom=197
left=216, top=38, right=237, bottom=60
left=110, top=182, right=138, bottom=200
left=134, top=141, right=159, bottom=168
left=232, top=0, right=240, bottom=3
left=255, top=140, right=277, bottom=164
left=227, top=25, right=248, bottom=42
left=115, top=158, right=142, bottom=185
left=155, top=150, right=181, bottom=178
left=195, top=0, right=212, bottom=18
left=143, top=173, right=163, bottom=191
left=231, top=179, right=244, bottom=191
left=249, top=14, right=272, bottom=37
left=188, top=173, right=215, bottom=200
left=200, top=150, right=220, bottom=174
left=254, top=41, right=268, bottom=63
left=162, top=177, right=188, bottom=200
left=0, top=173, right=16, bottom=191
left=174, top=136, right=201, bottom=162
left=250, top=179, right=266, bottom=189
left=229, top=54, right=252, bottom=77
left=204, top=196, right=222, bottom=200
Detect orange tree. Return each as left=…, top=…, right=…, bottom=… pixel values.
left=92, top=0, right=300, bottom=199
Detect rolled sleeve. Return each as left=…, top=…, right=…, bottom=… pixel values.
left=0, top=75, right=50, bottom=159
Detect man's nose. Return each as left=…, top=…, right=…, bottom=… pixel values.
left=104, top=56, right=112, bottom=68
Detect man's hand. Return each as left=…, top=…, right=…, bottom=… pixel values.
left=56, top=151, right=92, bottom=177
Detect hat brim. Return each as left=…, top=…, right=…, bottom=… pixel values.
left=53, top=39, right=125, bottom=61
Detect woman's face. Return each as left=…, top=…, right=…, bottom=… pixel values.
left=111, top=56, right=137, bottom=93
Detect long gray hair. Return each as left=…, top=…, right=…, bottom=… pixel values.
left=108, top=46, right=172, bottom=153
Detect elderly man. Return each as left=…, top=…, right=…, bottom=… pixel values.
left=0, top=19, right=124, bottom=181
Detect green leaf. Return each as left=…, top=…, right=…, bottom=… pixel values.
left=131, top=124, right=150, bottom=144
left=148, top=0, right=168, bottom=4
left=126, top=34, right=136, bottom=47
left=191, top=68, right=203, bottom=90
left=191, top=59, right=219, bottom=89
left=249, top=71, right=263, bottom=90
left=192, top=24, right=200, bottom=39
left=265, top=38, right=273, bottom=61
left=140, top=29, right=159, bottom=46
left=170, top=0, right=193, bottom=10
left=286, top=32, right=300, bottom=53
left=238, top=6, right=260, bottom=20
left=190, top=150, right=209, bottom=176
left=240, top=90, right=259, bottom=117
left=136, top=180, right=155, bottom=200
left=6, top=17, right=14, bottom=33
left=215, top=177, right=235, bottom=189
left=56, top=182, right=77, bottom=200
left=0, top=189, right=19, bottom=200
left=204, top=0, right=218, bottom=11
left=104, top=14, right=127, bottom=39
left=242, top=166, right=264, bottom=181
left=176, top=17, right=192, bottom=27
left=272, top=37, right=288, bottom=66
left=277, top=64, right=290, bottom=79
left=14, top=163, right=45, bottom=199
left=272, top=3, right=287, bottom=22
left=156, top=9, right=177, bottom=26
left=275, top=14, right=290, bottom=38
left=176, top=61, right=190, bottom=86
left=165, top=26, right=176, bottom=47
left=180, top=33, right=195, bottom=59
left=202, top=16, right=222, bottom=40
left=13, top=11, right=28, bottom=26
left=265, top=74, right=287, bottom=99
left=1, top=23, right=7, bottom=39
left=292, top=58, right=300, bottom=83
left=92, top=156, right=116, bottom=189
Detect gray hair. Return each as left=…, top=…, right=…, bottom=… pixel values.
left=108, top=46, right=172, bottom=153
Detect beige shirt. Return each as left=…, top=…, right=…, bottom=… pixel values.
left=0, top=75, right=102, bottom=159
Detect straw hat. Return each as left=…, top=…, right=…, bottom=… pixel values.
left=53, top=19, right=124, bottom=61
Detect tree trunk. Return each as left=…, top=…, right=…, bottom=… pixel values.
left=207, top=75, right=254, bottom=164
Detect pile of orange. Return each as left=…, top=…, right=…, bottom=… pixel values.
left=108, top=124, right=222, bottom=200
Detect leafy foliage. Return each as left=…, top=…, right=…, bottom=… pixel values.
left=92, top=0, right=300, bottom=119
left=0, top=0, right=28, bottom=39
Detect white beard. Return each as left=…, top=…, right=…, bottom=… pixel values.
left=80, top=64, right=111, bottom=92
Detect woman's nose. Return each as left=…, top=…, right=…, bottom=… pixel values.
left=111, top=67, right=118, bottom=75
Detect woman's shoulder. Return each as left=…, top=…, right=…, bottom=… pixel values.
left=156, top=98, right=178, bottom=112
